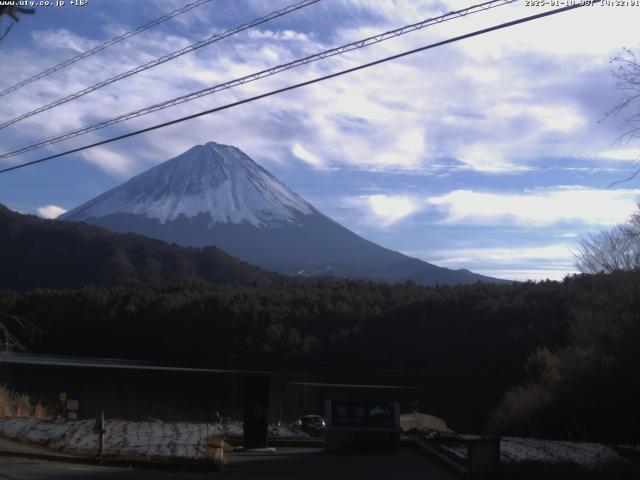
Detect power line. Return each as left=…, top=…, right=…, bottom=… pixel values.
left=0, top=0, right=214, bottom=98
left=0, top=1, right=599, bottom=176
left=0, top=0, right=322, bottom=131
left=0, top=0, right=517, bottom=160
left=0, top=19, right=14, bottom=44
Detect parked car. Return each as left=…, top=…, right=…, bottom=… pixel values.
left=296, top=414, right=326, bottom=434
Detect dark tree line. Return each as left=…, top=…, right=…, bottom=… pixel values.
left=489, top=269, right=640, bottom=443
left=0, top=278, right=570, bottom=367
left=0, top=204, right=277, bottom=289
left=0, top=273, right=615, bottom=435
left=2, top=270, right=638, bottom=440
left=3, top=202, right=640, bottom=440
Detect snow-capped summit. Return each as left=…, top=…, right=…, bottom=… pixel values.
left=61, top=142, right=503, bottom=285
left=62, top=142, right=315, bottom=227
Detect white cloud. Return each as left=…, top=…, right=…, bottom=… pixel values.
left=456, top=2, right=640, bottom=58
left=428, top=187, right=640, bottom=226
left=247, top=29, right=311, bottom=42
left=37, top=205, right=67, bottom=219
left=454, top=145, right=531, bottom=174
left=31, top=29, right=98, bottom=53
left=367, top=194, right=420, bottom=226
left=81, top=147, right=137, bottom=178
left=487, top=103, right=586, bottom=133
left=477, top=269, right=572, bottom=282
left=429, top=244, right=573, bottom=265
left=375, top=129, right=426, bottom=168
left=292, top=143, right=324, bottom=167
left=412, top=244, right=577, bottom=282
left=2, top=0, right=631, bottom=177
left=3, top=0, right=640, bottom=282
left=599, top=148, right=640, bottom=162
left=341, top=194, right=422, bottom=227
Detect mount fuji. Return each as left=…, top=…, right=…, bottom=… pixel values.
left=61, top=142, right=501, bottom=285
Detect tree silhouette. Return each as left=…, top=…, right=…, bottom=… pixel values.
left=606, top=47, right=640, bottom=185
left=575, top=205, right=640, bottom=273
left=0, top=312, right=39, bottom=352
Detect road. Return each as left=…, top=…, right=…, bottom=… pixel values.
left=0, top=438, right=456, bottom=480
left=0, top=458, right=210, bottom=480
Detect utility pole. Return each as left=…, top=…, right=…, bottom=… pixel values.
left=94, top=410, right=106, bottom=458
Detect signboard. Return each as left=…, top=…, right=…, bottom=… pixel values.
left=59, top=392, right=67, bottom=402
left=329, top=400, right=397, bottom=428
left=325, top=399, right=401, bottom=451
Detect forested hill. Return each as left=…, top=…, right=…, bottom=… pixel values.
left=3, top=270, right=639, bottom=441
left=0, top=204, right=278, bottom=289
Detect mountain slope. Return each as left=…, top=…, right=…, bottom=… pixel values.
left=0, top=204, right=277, bottom=290
left=64, top=142, right=316, bottom=227
left=61, top=142, right=503, bottom=285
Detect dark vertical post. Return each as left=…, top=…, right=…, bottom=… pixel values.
left=243, top=375, right=270, bottom=449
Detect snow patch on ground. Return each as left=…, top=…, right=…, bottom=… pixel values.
left=0, top=417, right=308, bottom=460
left=501, top=437, right=623, bottom=467
left=0, top=417, right=70, bottom=446
left=269, top=423, right=311, bottom=438
left=439, top=436, right=624, bottom=468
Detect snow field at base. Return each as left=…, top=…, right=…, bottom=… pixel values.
left=440, top=436, right=625, bottom=468
left=2, top=417, right=627, bottom=467
left=0, top=417, right=309, bottom=460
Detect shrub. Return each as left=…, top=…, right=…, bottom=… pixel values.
left=0, top=384, right=46, bottom=418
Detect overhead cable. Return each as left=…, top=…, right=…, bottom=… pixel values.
left=0, top=0, right=516, bottom=160
left=0, top=0, right=322, bottom=130
left=0, top=0, right=215, bottom=98
left=0, top=1, right=599, bottom=175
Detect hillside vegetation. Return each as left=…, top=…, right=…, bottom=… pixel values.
left=2, top=205, right=638, bottom=442
left=0, top=205, right=277, bottom=289
left=4, top=271, right=639, bottom=440
left=489, top=270, right=640, bottom=443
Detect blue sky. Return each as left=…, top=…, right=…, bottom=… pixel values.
left=1, top=0, right=640, bottom=280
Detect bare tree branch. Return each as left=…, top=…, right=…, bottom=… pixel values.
left=604, top=47, right=640, bottom=185
left=608, top=166, right=640, bottom=187
left=0, top=313, right=40, bottom=353
left=575, top=205, right=640, bottom=273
